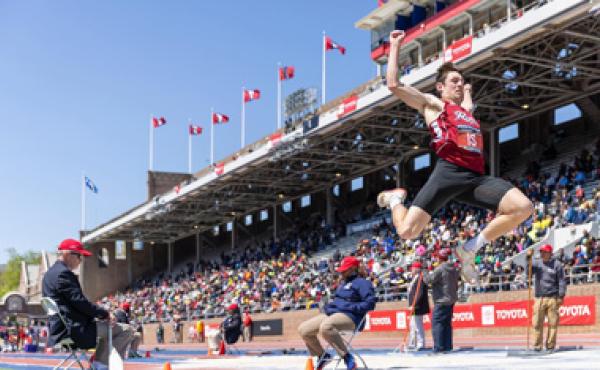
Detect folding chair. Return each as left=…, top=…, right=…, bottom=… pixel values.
left=331, top=316, right=369, bottom=370
left=41, top=297, right=95, bottom=370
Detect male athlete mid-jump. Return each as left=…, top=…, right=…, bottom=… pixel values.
left=378, top=30, right=533, bottom=282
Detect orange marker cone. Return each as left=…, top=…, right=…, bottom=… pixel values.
left=163, top=362, right=172, bottom=370
left=218, top=340, right=226, bottom=355
left=304, top=357, right=315, bottom=370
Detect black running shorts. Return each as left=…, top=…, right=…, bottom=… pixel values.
left=412, top=158, right=514, bottom=216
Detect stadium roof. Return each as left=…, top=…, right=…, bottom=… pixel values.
left=355, top=0, right=414, bottom=31
left=82, top=0, right=599, bottom=246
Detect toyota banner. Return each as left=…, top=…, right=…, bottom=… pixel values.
left=364, top=296, right=596, bottom=332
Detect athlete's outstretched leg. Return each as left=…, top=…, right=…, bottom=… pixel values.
left=477, top=188, right=533, bottom=241
left=378, top=188, right=431, bottom=240
left=457, top=187, right=533, bottom=282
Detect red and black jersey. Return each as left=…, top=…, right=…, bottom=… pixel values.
left=428, top=102, right=485, bottom=174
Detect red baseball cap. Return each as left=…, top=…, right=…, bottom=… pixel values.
left=58, top=239, right=91, bottom=257
left=336, top=256, right=360, bottom=272
left=411, top=262, right=422, bottom=269
left=227, top=303, right=238, bottom=311
left=122, top=302, right=131, bottom=311
left=539, top=244, right=553, bottom=253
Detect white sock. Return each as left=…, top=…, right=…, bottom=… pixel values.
left=464, top=233, right=489, bottom=252
left=389, top=195, right=404, bottom=210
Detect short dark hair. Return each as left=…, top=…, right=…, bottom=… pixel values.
left=436, top=62, right=462, bottom=83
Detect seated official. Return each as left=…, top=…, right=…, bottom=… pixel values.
left=42, top=239, right=135, bottom=366
left=220, top=303, right=242, bottom=345
left=298, top=256, right=376, bottom=370
left=114, top=302, right=142, bottom=358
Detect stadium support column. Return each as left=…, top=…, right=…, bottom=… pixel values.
left=195, top=232, right=201, bottom=265
left=415, top=41, right=424, bottom=67
left=506, top=0, right=512, bottom=23
left=273, top=205, right=278, bottom=240
left=441, top=27, right=447, bottom=49
left=466, top=12, right=474, bottom=35
left=396, top=162, right=401, bottom=188
left=231, top=220, right=236, bottom=251
left=489, top=128, right=498, bottom=177
left=149, top=243, right=154, bottom=271
left=127, top=242, right=133, bottom=286
left=167, top=242, right=173, bottom=273
left=326, top=189, right=334, bottom=226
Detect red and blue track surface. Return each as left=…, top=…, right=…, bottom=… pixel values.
left=1, top=333, right=599, bottom=369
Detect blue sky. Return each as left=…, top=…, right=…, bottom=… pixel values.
left=0, top=1, right=378, bottom=262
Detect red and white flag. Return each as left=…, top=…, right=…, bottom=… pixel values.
left=152, top=116, right=167, bottom=128
left=189, top=125, right=203, bottom=135
left=243, top=89, right=261, bottom=103
left=268, top=132, right=283, bottom=149
left=325, top=36, right=346, bottom=55
left=212, top=112, right=229, bottom=124
left=214, top=162, right=225, bottom=175
left=279, top=66, right=295, bottom=81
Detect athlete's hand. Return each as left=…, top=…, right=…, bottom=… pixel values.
left=389, top=30, right=405, bottom=46
left=526, top=248, right=534, bottom=258
left=557, top=298, right=564, bottom=306
left=464, top=84, right=472, bottom=94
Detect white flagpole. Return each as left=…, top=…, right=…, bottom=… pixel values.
left=241, top=87, right=245, bottom=148
left=149, top=114, right=154, bottom=171
left=321, top=31, right=326, bottom=105
left=188, top=119, right=192, bottom=173
left=81, top=172, right=86, bottom=231
left=210, top=108, right=214, bottom=165
left=277, top=62, right=281, bottom=130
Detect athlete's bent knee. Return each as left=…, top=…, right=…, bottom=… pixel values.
left=517, top=199, right=534, bottom=220
left=398, top=225, right=419, bottom=240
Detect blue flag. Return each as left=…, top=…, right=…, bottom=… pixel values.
left=85, top=176, right=98, bottom=194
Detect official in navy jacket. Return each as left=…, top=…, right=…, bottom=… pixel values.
left=42, top=239, right=108, bottom=349
left=298, top=256, right=376, bottom=370
left=42, top=239, right=134, bottom=366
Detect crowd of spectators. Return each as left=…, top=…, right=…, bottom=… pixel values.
left=98, top=143, right=600, bottom=324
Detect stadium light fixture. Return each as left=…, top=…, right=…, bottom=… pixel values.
left=522, top=104, right=529, bottom=109
left=336, top=173, right=342, bottom=178
left=413, top=145, right=419, bottom=150
left=278, top=193, right=285, bottom=199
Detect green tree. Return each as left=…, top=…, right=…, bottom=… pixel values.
left=0, top=248, right=41, bottom=298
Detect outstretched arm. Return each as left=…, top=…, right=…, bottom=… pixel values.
left=387, top=30, right=440, bottom=115
left=461, top=84, right=474, bottom=112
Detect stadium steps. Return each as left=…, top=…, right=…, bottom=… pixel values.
left=503, top=221, right=599, bottom=269
left=503, top=134, right=598, bottom=179
left=308, top=232, right=371, bottom=262
left=583, top=179, right=599, bottom=200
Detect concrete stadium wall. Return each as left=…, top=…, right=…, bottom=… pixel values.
left=81, top=241, right=164, bottom=301
left=141, top=283, right=600, bottom=345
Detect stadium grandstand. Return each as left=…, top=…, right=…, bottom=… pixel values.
left=3, top=0, right=600, bottom=369
left=83, top=0, right=600, bottom=325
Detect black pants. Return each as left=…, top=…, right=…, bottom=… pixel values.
left=412, top=159, right=513, bottom=216
left=432, top=304, right=454, bottom=353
